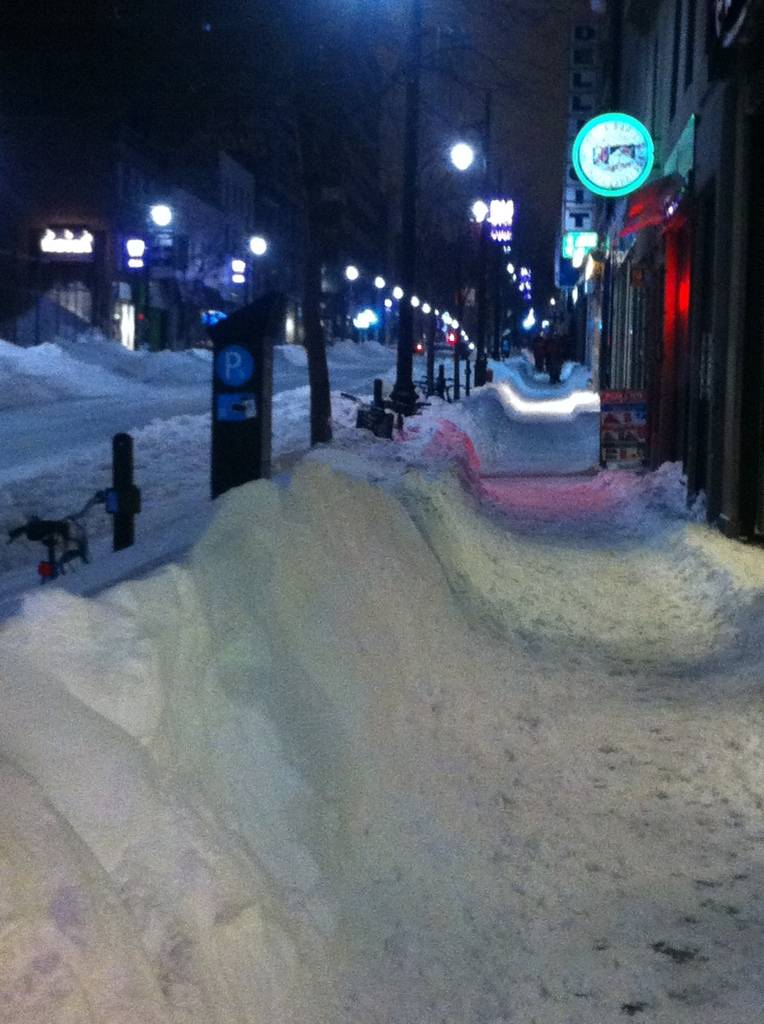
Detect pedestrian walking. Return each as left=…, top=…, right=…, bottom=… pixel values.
left=546, top=329, right=565, bottom=385
left=532, top=332, right=546, bottom=373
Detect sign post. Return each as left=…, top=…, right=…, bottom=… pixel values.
left=208, top=292, right=285, bottom=499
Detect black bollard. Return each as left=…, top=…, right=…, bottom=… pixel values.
left=453, top=349, right=461, bottom=402
left=110, top=433, right=141, bottom=551
left=373, top=378, right=384, bottom=408
left=465, top=358, right=472, bottom=397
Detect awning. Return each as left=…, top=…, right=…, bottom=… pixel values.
left=618, top=173, right=685, bottom=238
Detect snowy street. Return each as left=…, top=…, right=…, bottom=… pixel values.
left=2, top=340, right=764, bottom=1023
left=0, top=336, right=395, bottom=481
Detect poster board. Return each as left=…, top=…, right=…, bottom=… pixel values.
left=600, top=389, right=648, bottom=468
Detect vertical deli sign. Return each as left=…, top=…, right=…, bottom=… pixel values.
left=561, top=20, right=601, bottom=235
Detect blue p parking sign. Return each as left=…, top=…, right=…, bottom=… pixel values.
left=208, top=293, right=284, bottom=498
left=215, top=345, right=255, bottom=387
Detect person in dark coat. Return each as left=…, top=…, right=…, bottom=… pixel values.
left=546, top=329, right=565, bottom=385
left=532, top=331, right=546, bottom=373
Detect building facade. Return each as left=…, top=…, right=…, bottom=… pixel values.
left=570, top=0, right=764, bottom=539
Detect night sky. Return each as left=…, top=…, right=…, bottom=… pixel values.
left=0, top=0, right=590, bottom=298
left=378, top=0, right=592, bottom=297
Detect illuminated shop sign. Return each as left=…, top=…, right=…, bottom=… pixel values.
left=488, top=199, right=514, bottom=226
left=572, top=113, right=655, bottom=199
left=39, top=228, right=94, bottom=258
left=561, top=231, right=599, bottom=259
left=488, top=198, right=514, bottom=243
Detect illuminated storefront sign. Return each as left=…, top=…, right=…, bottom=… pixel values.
left=561, top=231, right=599, bottom=259
left=39, top=228, right=94, bottom=258
left=561, top=20, right=600, bottom=238
left=488, top=199, right=514, bottom=226
left=572, top=113, right=655, bottom=199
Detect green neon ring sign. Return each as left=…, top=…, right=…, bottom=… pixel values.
left=572, top=112, right=655, bottom=199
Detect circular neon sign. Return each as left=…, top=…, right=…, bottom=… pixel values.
left=572, top=113, right=655, bottom=199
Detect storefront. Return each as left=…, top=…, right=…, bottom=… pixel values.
left=720, top=6, right=764, bottom=538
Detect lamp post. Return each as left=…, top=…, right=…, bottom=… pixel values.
left=389, top=0, right=423, bottom=415
left=345, top=264, right=360, bottom=341
left=248, top=235, right=268, bottom=300
left=475, top=90, right=492, bottom=387
left=374, top=276, right=386, bottom=343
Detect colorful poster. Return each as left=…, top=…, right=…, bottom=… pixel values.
left=600, top=390, right=648, bottom=468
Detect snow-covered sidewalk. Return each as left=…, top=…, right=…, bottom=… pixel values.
left=3, top=345, right=764, bottom=1023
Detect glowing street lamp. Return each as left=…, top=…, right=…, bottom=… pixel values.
left=345, top=264, right=360, bottom=282
left=471, top=199, right=489, bottom=224
left=506, top=262, right=515, bottom=275
left=374, top=275, right=386, bottom=289
left=149, top=204, right=173, bottom=228
left=422, top=303, right=431, bottom=315
left=550, top=297, right=557, bottom=306
left=393, top=286, right=404, bottom=301
left=450, top=142, right=476, bottom=172
left=384, top=297, right=393, bottom=309
left=249, top=235, right=268, bottom=257
left=410, top=295, right=420, bottom=308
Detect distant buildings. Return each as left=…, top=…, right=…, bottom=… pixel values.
left=0, top=3, right=389, bottom=351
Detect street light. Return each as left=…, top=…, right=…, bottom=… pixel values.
left=422, top=302, right=431, bottom=314
left=450, top=142, right=476, bottom=172
left=374, top=275, right=386, bottom=289
left=507, top=262, right=515, bottom=275
left=249, top=235, right=268, bottom=257
left=393, top=285, right=404, bottom=300
left=388, top=0, right=424, bottom=414
left=411, top=295, right=420, bottom=308
left=471, top=199, right=489, bottom=224
left=384, top=297, right=393, bottom=309
left=345, top=264, right=360, bottom=282
left=150, top=204, right=173, bottom=228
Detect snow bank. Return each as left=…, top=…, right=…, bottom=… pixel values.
left=3, top=460, right=764, bottom=1022
left=0, top=461, right=492, bottom=1021
left=0, top=340, right=129, bottom=410
left=55, top=332, right=212, bottom=386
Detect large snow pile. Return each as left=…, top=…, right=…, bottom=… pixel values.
left=55, top=332, right=213, bottom=386
left=0, top=340, right=129, bottom=410
left=3, top=460, right=764, bottom=1022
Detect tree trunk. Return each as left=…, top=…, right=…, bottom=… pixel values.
left=295, top=103, right=332, bottom=446
left=302, top=182, right=332, bottom=445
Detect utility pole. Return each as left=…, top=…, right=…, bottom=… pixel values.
left=389, top=0, right=422, bottom=415
left=492, top=166, right=505, bottom=360
left=474, top=90, right=492, bottom=387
